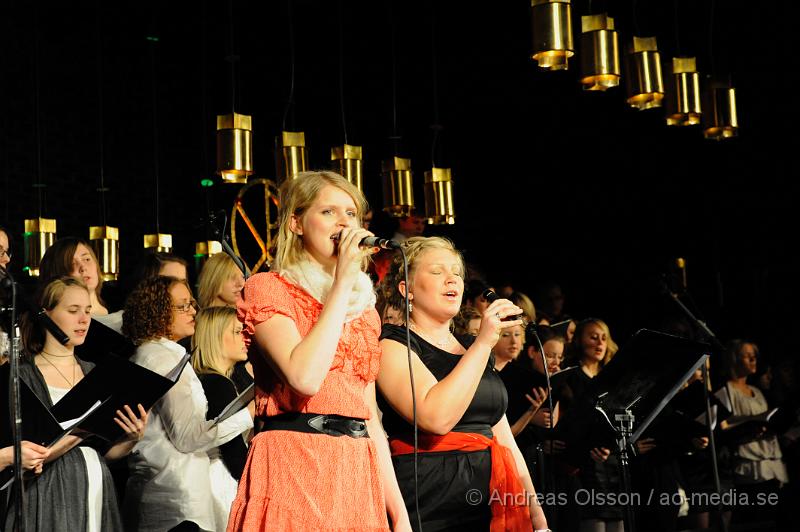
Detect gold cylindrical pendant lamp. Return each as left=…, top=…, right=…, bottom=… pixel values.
left=580, top=14, right=620, bottom=91
left=216, top=112, right=254, bottom=184
left=703, top=85, right=738, bottom=140
left=281, top=131, right=308, bottom=181
left=424, top=168, right=455, bottom=225
left=382, top=157, right=414, bottom=218
left=331, top=144, right=363, bottom=192
left=666, top=57, right=702, bottom=126
left=23, top=217, right=57, bottom=277
left=194, top=240, right=223, bottom=273
left=89, top=226, right=120, bottom=281
left=143, top=233, right=173, bottom=253
left=531, top=0, right=574, bottom=71
left=626, top=36, right=665, bottom=110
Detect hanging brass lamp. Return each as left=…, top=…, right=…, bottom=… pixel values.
left=194, top=240, right=222, bottom=273
left=666, top=57, right=702, bottom=126
left=281, top=131, right=308, bottom=181
left=23, top=217, right=57, bottom=277
left=89, top=226, right=120, bottom=281
left=143, top=233, right=173, bottom=253
left=424, top=167, right=455, bottom=225
left=382, top=157, right=414, bottom=218
left=217, top=112, right=253, bottom=184
left=331, top=144, right=363, bottom=192
left=580, top=14, right=620, bottom=91
left=626, top=36, right=664, bottom=110
left=703, top=84, right=738, bottom=140
left=531, top=0, right=574, bottom=71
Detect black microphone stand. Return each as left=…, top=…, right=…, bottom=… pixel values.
left=207, top=210, right=251, bottom=279
left=664, top=286, right=728, bottom=532
left=2, top=268, right=27, bottom=532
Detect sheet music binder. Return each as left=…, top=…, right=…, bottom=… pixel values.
left=212, top=383, right=255, bottom=425
left=49, top=352, right=190, bottom=441
left=74, top=317, right=137, bottom=363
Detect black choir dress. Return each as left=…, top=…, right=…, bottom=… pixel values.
left=378, top=324, right=507, bottom=531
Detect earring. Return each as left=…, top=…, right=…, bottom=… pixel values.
left=408, top=301, right=413, bottom=313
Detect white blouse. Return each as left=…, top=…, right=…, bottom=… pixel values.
left=123, top=338, right=253, bottom=532
left=726, top=383, right=788, bottom=485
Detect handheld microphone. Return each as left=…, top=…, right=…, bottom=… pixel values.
left=36, top=309, right=70, bottom=345
left=360, top=236, right=401, bottom=250
left=481, top=289, right=526, bottom=324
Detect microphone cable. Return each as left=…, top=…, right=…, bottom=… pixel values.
left=527, top=323, right=556, bottom=518
left=399, top=248, right=423, bottom=531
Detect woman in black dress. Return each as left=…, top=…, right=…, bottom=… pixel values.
left=377, top=236, right=548, bottom=531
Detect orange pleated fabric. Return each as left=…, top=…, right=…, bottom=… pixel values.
left=390, top=432, right=533, bottom=532
left=227, top=272, right=389, bottom=531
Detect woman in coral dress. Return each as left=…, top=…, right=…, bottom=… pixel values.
left=227, top=171, right=410, bottom=531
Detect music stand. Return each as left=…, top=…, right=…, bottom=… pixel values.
left=591, top=329, right=711, bottom=532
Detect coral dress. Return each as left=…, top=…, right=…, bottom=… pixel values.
left=227, top=272, right=389, bottom=531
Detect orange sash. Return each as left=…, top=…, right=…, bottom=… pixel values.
left=390, top=432, right=532, bottom=532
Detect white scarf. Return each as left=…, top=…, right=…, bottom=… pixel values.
left=279, top=260, right=376, bottom=323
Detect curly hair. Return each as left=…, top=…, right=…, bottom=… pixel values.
left=378, top=236, right=465, bottom=323
left=123, top=276, right=186, bottom=345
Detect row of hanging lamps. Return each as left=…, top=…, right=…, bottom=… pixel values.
left=89, top=5, right=119, bottom=282
left=626, top=36, right=664, bottom=110
left=217, top=0, right=254, bottom=185
left=423, top=3, right=455, bottom=226
left=579, top=13, right=620, bottom=91
left=331, top=144, right=363, bottom=191
left=24, top=14, right=55, bottom=277
left=331, top=4, right=364, bottom=192
left=143, top=32, right=173, bottom=253
left=530, top=0, right=573, bottom=71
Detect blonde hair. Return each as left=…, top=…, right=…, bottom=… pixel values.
left=191, top=306, right=239, bottom=378
left=566, top=317, right=618, bottom=367
left=197, top=253, right=240, bottom=308
left=273, top=171, right=368, bottom=272
left=379, top=236, right=465, bottom=321
left=509, top=291, right=536, bottom=324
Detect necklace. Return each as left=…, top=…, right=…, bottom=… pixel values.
left=409, top=323, right=451, bottom=349
left=39, top=352, right=76, bottom=388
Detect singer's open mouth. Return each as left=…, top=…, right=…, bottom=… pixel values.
left=330, top=232, right=342, bottom=240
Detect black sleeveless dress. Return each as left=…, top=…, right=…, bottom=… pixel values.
left=378, top=324, right=508, bottom=531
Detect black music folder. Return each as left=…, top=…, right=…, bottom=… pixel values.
left=212, top=383, right=255, bottom=425
left=74, top=317, right=137, bottom=363
left=49, top=352, right=190, bottom=442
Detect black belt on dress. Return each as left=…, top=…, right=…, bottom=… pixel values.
left=258, top=412, right=369, bottom=439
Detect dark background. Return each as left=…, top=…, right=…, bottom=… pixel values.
left=1, top=1, right=798, bottom=361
